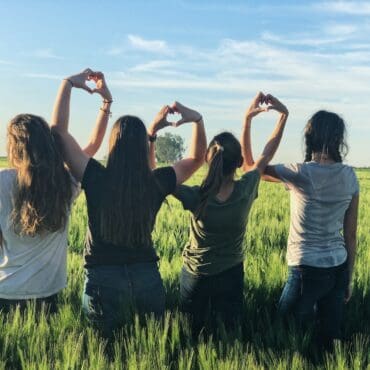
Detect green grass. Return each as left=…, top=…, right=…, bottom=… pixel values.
left=0, top=160, right=369, bottom=369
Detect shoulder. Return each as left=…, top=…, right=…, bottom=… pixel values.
left=174, top=184, right=201, bottom=211
left=340, top=164, right=359, bottom=193
left=153, top=166, right=177, bottom=195
left=239, top=168, right=260, bottom=182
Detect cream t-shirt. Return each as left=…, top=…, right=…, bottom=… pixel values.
left=0, top=169, right=79, bottom=299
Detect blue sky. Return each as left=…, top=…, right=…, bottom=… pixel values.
left=0, top=0, right=369, bottom=165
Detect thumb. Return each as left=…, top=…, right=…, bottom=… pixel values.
left=173, top=118, right=186, bottom=127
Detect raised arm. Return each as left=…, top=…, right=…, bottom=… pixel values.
left=241, top=93, right=289, bottom=177
left=147, top=105, right=173, bottom=170
left=343, top=193, right=359, bottom=303
left=51, top=69, right=112, bottom=181
left=171, top=102, right=207, bottom=185
left=83, top=72, right=113, bottom=157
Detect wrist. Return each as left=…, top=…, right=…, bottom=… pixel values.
left=63, top=79, right=73, bottom=89
left=148, top=133, right=157, bottom=142
left=148, top=125, right=157, bottom=136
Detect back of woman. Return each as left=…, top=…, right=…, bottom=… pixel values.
left=264, top=110, right=360, bottom=351
left=0, top=114, right=76, bottom=311
left=275, top=161, right=358, bottom=267
left=175, top=93, right=289, bottom=335
left=177, top=163, right=259, bottom=276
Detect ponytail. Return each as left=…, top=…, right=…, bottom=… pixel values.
left=195, top=142, right=224, bottom=220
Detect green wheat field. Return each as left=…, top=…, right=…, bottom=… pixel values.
left=0, top=158, right=369, bottom=369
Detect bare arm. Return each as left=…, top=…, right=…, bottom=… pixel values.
left=51, top=70, right=112, bottom=181
left=343, top=193, right=359, bottom=303
left=171, top=102, right=207, bottom=185
left=83, top=100, right=112, bottom=157
left=241, top=93, right=289, bottom=176
left=146, top=105, right=172, bottom=170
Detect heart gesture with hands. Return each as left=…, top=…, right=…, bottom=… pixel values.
left=65, top=68, right=112, bottom=102
left=150, top=101, right=202, bottom=136
left=245, top=92, right=288, bottom=120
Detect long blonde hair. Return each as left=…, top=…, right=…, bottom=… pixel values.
left=7, top=114, right=72, bottom=236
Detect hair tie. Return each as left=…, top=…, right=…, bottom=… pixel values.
left=214, top=142, right=224, bottom=152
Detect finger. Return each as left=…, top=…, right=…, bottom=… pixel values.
left=173, top=118, right=186, bottom=127
left=83, top=68, right=93, bottom=77
left=81, top=84, right=93, bottom=94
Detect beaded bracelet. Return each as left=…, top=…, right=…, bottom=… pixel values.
left=100, top=107, right=112, bottom=117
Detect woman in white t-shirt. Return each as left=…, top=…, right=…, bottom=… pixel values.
left=245, top=109, right=359, bottom=350
left=0, top=71, right=112, bottom=312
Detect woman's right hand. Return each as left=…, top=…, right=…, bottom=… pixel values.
left=65, top=68, right=94, bottom=93
left=171, top=101, right=202, bottom=127
left=265, top=94, right=289, bottom=115
left=89, top=72, right=112, bottom=102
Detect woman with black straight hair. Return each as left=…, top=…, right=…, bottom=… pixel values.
left=174, top=92, right=289, bottom=334
left=51, top=69, right=207, bottom=337
left=247, top=110, right=359, bottom=350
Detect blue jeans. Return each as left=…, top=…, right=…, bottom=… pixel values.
left=82, top=262, right=165, bottom=337
left=278, top=261, right=349, bottom=347
left=180, top=263, right=244, bottom=335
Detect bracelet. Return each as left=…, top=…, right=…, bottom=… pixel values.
left=103, top=99, right=113, bottom=104
left=64, top=79, right=74, bottom=87
left=195, top=115, right=203, bottom=123
left=100, top=107, right=112, bottom=117
left=148, top=134, right=157, bottom=142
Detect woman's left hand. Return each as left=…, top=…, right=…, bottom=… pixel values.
left=149, top=105, right=173, bottom=135
left=65, top=68, right=94, bottom=93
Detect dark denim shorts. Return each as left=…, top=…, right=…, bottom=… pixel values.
left=82, top=262, right=165, bottom=337
left=180, top=263, right=244, bottom=333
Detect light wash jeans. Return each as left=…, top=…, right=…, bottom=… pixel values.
left=82, top=262, right=165, bottom=337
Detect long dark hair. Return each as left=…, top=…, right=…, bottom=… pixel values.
left=7, top=114, right=72, bottom=236
left=100, top=115, right=156, bottom=247
left=195, top=132, right=243, bottom=220
left=304, top=110, right=348, bottom=163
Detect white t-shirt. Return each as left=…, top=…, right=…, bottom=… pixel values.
left=275, top=162, right=359, bottom=268
left=0, top=169, right=80, bottom=299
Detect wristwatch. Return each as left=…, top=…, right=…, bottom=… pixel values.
left=148, top=134, right=157, bottom=142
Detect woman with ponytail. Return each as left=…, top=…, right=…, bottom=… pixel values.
left=0, top=72, right=111, bottom=313
left=247, top=110, right=359, bottom=350
left=174, top=92, right=289, bottom=334
left=51, top=70, right=207, bottom=337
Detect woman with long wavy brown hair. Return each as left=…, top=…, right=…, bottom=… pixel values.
left=51, top=69, right=207, bottom=337
left=0, top=72, right=112, bottom=313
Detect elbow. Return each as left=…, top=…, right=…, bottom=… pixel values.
left=192, top=156, right=205, bottom=170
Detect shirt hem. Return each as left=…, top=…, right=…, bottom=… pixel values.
left=0, top=284, right=65, bottom=300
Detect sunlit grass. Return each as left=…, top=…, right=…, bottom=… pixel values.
left=0, top=159, right=369, bottom=369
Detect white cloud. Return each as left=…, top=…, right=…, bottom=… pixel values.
left=31, top=49, right=62, bottom=59
left=127, top=34, right=169, bottom=53
left=23, top=73, right=61, bottom=80
left=261, top=31, right=349, bottom=47
left=315, top=1, right=370, bottom=15
left=129, top=60, right=174, bottom=72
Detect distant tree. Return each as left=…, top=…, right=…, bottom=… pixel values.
left=156, top=132, right=185, bottom=163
